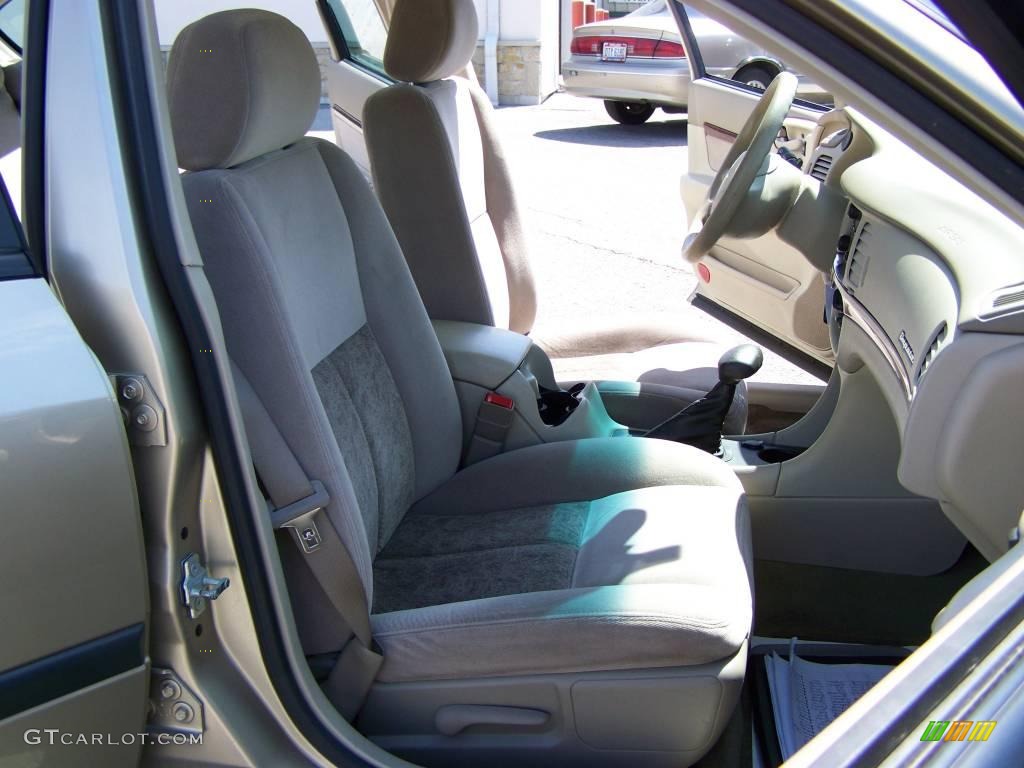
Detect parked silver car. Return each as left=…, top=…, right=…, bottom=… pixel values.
left=563, top=0, right=792, bottom=124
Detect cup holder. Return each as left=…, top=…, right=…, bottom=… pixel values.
left=756, top=445, right=806, bottom=464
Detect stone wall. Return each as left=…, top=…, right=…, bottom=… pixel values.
left=471, top=42, right=549, bottom=106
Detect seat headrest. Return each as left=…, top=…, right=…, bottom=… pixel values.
left=384, top=0, right=479, bottom=83
left=167, top=10, right=321, bottom=171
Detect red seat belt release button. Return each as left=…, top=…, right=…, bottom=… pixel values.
left=484, top=392, right=515, bottom=410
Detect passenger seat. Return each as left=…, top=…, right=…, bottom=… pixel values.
left=168, top=11, right=753, bottom=766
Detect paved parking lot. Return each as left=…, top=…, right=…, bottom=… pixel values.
left=312, top=94, right=820, bottom=385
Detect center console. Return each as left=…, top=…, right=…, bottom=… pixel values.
left=433, top=321, right=627, bottom=464
left=434, top=320, right=965, bottom=578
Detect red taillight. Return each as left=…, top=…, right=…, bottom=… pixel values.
left=653, top=39, right=687, bottom=58
left=571, top=34, right=686, bottom=59
left=571, top=36, right=603, bottom=55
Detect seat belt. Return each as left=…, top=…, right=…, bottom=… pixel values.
left=231, top=364, right=382, bottom=719
left=464, top=391, right=516, bottom=466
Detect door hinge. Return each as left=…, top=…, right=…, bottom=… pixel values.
left=148, top=668, right=205, bottom=736
left=181, top=553, right=230, bottom=619
left=110, top=373, right=168, bottom=447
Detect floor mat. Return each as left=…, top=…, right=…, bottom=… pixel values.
left=753, top=546, right=987, bottom=646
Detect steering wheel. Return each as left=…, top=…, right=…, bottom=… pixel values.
left=683, top=72, right=799, bottom=262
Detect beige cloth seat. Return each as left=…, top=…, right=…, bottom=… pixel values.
left=167, top=10, right=752, bottom=766
left=364, top=0, right=746, bottom=433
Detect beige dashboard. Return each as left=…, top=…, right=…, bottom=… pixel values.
left=805, top=108, right=1024, bottom=561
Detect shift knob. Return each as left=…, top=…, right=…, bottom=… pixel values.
left=718, top=344, right=764, bottom=384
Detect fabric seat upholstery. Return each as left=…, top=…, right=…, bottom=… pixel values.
left=168, top=11, right=752, bottom=766
left=373, top=438, right=752, bottom=683
left=364, top=0, right=748, bottom=433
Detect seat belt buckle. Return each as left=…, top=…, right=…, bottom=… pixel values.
left=465, top=392, right=516, bottom=467
left=477, top=392, right=515, bottom=441
left=270, top=480, right=331, bottom=554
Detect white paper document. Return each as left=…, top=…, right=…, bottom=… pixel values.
left=765, top=643, right=894, bottom=760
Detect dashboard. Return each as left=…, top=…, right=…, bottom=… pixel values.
left=801, top=107, right=1024, bottom=560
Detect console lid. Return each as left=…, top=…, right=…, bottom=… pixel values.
left=433, top=321, right=533, bottom=390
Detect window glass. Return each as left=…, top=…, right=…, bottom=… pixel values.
left=674, top=2, right=833, bottom=108
left=325, top=0, right=388, bottom=77
left=0, top=0, right=24, bottom=53
left=0, top=169, right=34, bottom=279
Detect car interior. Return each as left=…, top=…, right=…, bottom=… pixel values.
left=152, top=0, right=1024, bottom=763
left=3, top=0, right=1023, bottom=765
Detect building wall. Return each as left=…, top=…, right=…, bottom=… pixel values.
left=472, top=0, right=561, bottom=106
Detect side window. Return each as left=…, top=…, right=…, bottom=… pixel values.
left=0, top=0, right=23, bottom=226
left=672, top=2, right=833, bottom=109
left=0, top=171, right=35, bottom=279
left=322, top=0, right=389, bottom=79
left=0, top=0, right=24, bottom=53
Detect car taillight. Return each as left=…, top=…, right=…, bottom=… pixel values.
left=571, top=36, right=604, bottom=55
left=653, top=39, right=687, bottom=58
left=571, top=34, right=686, bottom=59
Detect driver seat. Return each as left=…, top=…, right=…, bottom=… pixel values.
left=363, top=0, right=747, bottom=433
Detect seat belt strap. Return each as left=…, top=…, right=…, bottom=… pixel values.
left=230, top=364, right=381, bottom=716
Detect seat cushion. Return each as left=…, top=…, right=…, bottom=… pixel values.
left=370, top=437, right=752, bottom=683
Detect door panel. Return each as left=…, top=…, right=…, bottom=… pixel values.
left=0, top=9, right=149, bottom=746
left=319, top=0, right=392, bottom=175
left=325, top=60, right=388, bottom=173
left=0, top=277, right=149, bottom=763
left=683, top=79, right=833, bottom=363
left=670, top=0, right=834, bottom=366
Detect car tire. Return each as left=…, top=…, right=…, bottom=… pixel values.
left=604, top=100, right=656, bottom=125
left=733, top=64, right=778, bottom=91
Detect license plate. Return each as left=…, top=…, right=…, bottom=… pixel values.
left=602, top=42, right=628, bottom=62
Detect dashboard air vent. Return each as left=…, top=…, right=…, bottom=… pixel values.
left=979, top=283, right=1024, bottom=319
left=845, top=222, right=872, bottom=288
left=993, top=287, right=1024, bottom=309
left=810, top=153, right=833, bottom=182
left=915, top=322, right=948, bottom=386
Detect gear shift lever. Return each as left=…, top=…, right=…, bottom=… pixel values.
left=645, top=344, right=763, bottom=454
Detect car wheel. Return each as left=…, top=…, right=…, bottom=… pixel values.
left=604, top=100, right=656, bottom=125
left=734, top=64, right=778, bottom=91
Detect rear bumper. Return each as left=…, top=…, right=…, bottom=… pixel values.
left=561, top=57, right=690, bottom=107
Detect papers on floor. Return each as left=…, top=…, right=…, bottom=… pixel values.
left=765, top=640, right=894, bottom=760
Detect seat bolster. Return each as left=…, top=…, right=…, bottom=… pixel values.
left=412, top=436, right=741, bottom=517
left=372, top=583, right=749, bottom=683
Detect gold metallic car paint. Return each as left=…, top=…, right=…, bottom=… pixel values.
left=0, top=278, right=148, bottom=764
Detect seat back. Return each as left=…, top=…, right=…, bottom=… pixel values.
left=364, top=0, right=537, bottom=335
left=167, top=9, right=463, bottom=648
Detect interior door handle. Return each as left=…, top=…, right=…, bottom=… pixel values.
left=434, top=704, right=550, bottom=736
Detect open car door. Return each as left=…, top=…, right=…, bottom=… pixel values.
left=669, top=1, right=835, bottom=370
left=0, top=2, right=149, bottom=762
left=317, top=0, right=392, bottom=174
